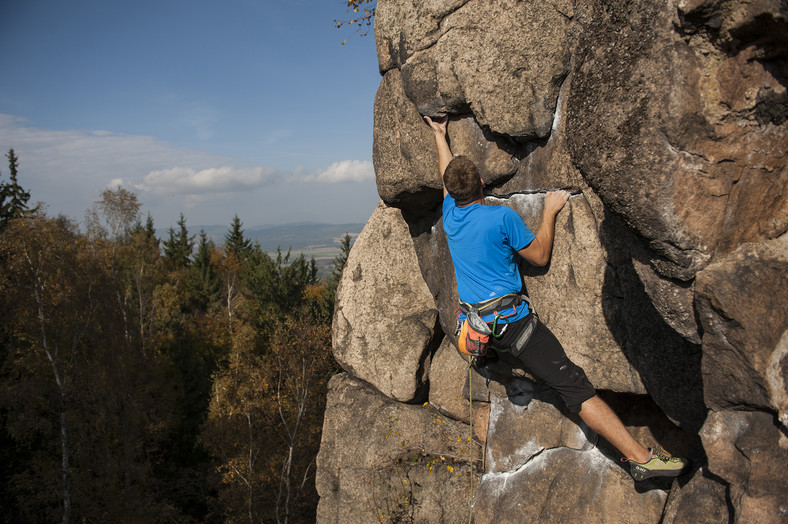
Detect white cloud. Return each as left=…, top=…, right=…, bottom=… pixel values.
left=135, top=160, right=375, bottom=197
left=136, top=166, right=282, bottom=195
left=302, top=160, right=374, bottom=183
left=0, top=113, right=230, bottom=181
left=0, top=114, right=378, bottom=226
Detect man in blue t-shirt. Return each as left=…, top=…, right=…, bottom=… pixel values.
left=443, top=182, right=536, bottom=325
left=425, top=115, right=689, bottom=481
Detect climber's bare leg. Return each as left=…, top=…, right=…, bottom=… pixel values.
left=578, top=395, right=650, bottom=463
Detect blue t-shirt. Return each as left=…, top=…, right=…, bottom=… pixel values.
left=443, top=194, right=535, bottom=323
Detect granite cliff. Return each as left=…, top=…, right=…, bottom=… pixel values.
left=317, top=0, right=787, bottom=522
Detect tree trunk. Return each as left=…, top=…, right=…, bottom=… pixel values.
left=59, top=404, right=71, bottom=524
left=246, top=412, right=254, bottom=524
left=36, top=286, right=72, bottom=524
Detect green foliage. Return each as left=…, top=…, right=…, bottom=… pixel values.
left=118, top=221, right=165, bottom=354
left=224, top=214, right=252, bottom=261
left=0, top=211, right=179, bottom=521
left=200, top=307, right=335, bottom=522
left=243, top=246, right=319, bottom=326
left=162, top=213, right=194, bottom=269
left=188, top=230, right=221, bottom=312
left=326, top=232, right=353, bottom=307
left=143, top=212, right=159, bottom=245
left=0, top=149, right=31, bottom=229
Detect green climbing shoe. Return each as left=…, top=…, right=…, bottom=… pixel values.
left=625, top=447, right=690, bottom=481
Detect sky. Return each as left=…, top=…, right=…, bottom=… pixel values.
left=0, top=0, right=381, bottom=230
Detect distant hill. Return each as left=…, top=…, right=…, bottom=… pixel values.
left=156, top=222, right=365, bottom=277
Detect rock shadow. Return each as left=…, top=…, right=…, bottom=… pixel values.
left=598, top=207, right=707, bottom=433
left=595, top=389, right=705, bottom=492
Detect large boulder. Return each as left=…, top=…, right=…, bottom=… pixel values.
left=427, top=337, right=488, bottom=423
left=593, top=209, right=708, bottom=431
left=695, top=234, right=788, bottom=412
left=491, top=66, right=582, bottom=196
left=375, top=0, right=466, bottom=73
left=771, top=329, right=788, bottom=428
left=568, top=1, right=709, bottom=279
left=372, top=73, right=520, bottom=212
left=377, top=0, right=574, bottom=138
left=372, top=69, right=443, bottom=211
left=332, top=201, right=440, bottom=402
left=315, top=373, right=480, bottom=524
left=699, top=409, right=788, bottom=523
left=661, top=470, right=731, bottom=524
left=499, top=193, right=647, bottom=395
left=484, top=381, right=594, bottom=474
left=566, top=0, right=788, bottom=282
left=473, top=447, right=668, bottom=524
left=443, top=115, right=518, bottom=185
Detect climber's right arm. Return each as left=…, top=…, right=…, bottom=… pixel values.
left=517, top=190, right=570, bottom=267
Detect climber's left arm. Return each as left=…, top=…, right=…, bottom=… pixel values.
left=424, top=115, right=451, bottom=198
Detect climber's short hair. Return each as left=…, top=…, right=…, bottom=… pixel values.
left=444, top=156, right=482, bottom=206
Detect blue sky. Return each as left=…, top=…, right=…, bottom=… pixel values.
left=0, top=0, right=381, bottom=229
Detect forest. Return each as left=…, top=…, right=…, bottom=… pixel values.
left=0, top=150, right=347, bottom=523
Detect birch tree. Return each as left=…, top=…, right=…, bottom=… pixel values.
left=0, top=214, right=91, bottom=523
left=200, top=322, right=275, bottom=523
left=268, top=310, right=333, bottom=523
left=0, top=212, right=179, bottom=522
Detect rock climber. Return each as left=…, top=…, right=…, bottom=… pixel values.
left=425, top=114, right=689, bottom=481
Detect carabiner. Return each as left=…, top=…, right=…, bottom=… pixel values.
left=491, top=313, right=509, bottom=338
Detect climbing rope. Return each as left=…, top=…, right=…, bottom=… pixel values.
left=467, top=359, right=475, bottom=524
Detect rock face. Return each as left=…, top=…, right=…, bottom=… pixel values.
left=376, top=0, right=574, bottom=139
left=316, top=373, right=480, bottom=524
left=331, top=201, right=440, bottom=402
left=473, top=447, right=668, bottom=524
left=318, top=0, right=788, bottom=522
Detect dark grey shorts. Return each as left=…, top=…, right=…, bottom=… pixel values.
left=490, top=315, right=596, bottom=413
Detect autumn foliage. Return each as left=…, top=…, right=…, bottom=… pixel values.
left=0, top=183, right=347, bottom=522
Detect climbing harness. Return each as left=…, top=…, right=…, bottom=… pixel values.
left=456, top=293, right=532, bottom=357
left=459, top=293, right=526, bottom=318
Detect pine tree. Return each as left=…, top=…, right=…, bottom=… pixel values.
left=188, top=230, right=220, bottom=312
left=224, top=214, right=252, bottom=261
left=241, top=246, right=320, bottom=328
left=326, top=233, right=352, bottom=306
left=162, top=213, right=194, bottom=268
left=144, top=213, right=159, bottom=246
left=0, top=149, right=31, bottom=228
